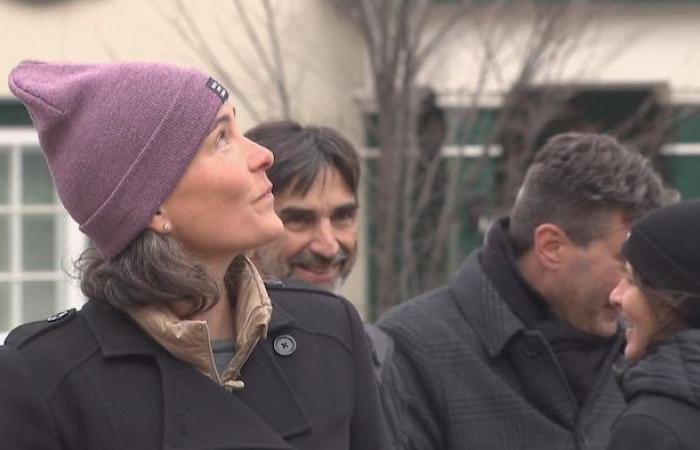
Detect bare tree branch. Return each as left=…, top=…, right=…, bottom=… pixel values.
left=159, top=0, right=262, bottom=121
left=262, top=0, right=291, bottom=118
left=159, top=0, right=687, bottom=315
left=154, top=0, right=295, bottom=121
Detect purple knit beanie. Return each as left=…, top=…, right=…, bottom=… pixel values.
left=8, top=60, right=229, bottom=259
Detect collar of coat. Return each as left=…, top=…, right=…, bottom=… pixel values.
left=452, top=254, right=624, bottom=357
left=449, top=252, right=527, bottom=357
left=479, top=217, right=553, bottom=327
left=81, top=291, right=304, bottom=448
left=125, top=256, right=273, bottom=390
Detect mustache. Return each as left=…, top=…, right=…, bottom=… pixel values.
left=288, top=248, right=349, bottom=269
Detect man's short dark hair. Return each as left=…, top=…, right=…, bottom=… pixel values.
left=245, top=120, right=360, bottom=197
left=510, top=132, right=678, bottom=254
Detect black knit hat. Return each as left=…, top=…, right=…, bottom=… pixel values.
left=622, top=199, right=700, bottom=325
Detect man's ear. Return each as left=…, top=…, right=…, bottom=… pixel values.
left=147, top=208, right=172, bottom=235
left=532, top=223, right=568, bottom=270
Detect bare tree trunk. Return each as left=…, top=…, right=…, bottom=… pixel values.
left=160, top=0, right=691, bottom=317
left=335, top=0, right=610, bottom=314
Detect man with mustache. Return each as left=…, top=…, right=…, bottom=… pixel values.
left=245, top=120, right=359, bottom=292
left=246, top=121, right=393, bottom=379
left=246, top=121, right=393, bottom=377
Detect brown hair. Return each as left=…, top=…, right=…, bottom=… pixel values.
left=633, top=270, right=695, bottom=341
left=75, top=229, right=247, bottom=316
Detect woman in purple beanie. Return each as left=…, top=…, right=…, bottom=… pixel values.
left=0, top=61, right=389, bottom=450
left=607, top=199, right=700, bottom=450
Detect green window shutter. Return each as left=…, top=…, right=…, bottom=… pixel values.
left=0, top=100, right=33, bottom=126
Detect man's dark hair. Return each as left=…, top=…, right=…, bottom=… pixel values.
left=245, top=120, right=360, bottom=197
left=510, top=132, right=678, bottom=254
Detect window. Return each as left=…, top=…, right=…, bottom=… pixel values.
left=0, top=128, right=85, bottom=341
left=361, top=85, right=700, bottom=316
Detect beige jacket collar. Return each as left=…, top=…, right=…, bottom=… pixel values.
left=127, top=257, right=271, bottom=390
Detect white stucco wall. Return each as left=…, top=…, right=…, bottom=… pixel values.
left=0, top=0, right=366, bottom=129
left=419, top=2, right=700, bottom=106
left=0, top=0, right=370, bottom=314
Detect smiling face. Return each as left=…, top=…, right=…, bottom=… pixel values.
left=251, top=166, right=358, bottom=291
left=610, top=263, right=685, bottom=361
left=609, top=263, right=663, bottom=360
left=154, top=103, right=283, bottom=265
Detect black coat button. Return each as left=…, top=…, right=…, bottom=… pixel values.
left=273, top=335, right=296, bottom=356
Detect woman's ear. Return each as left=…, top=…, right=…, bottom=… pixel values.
left=147, top=208, right=172, bottom=235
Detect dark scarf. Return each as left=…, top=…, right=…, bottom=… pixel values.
left=479, top=218, right=617, bottom=406
left=620, top=330, right=700, bottom=407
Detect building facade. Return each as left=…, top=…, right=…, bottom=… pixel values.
left=1, top=0, right=699, bottom=335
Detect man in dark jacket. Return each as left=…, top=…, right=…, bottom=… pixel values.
left=378, top=133, right=677, bottom=450
left=245, top=121, right=393, bottom=377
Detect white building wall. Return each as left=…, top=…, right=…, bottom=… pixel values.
left=0, top=0, right=370, bottom=315
left=419, top=2, right=700, bottom=106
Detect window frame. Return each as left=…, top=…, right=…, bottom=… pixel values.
left=0, top=127, right=85, bottom=341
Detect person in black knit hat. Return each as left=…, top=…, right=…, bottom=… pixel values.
left=608, top=198, right=700, bottom=450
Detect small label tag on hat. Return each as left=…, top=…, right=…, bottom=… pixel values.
left=206, top=77, right=229, bottom=103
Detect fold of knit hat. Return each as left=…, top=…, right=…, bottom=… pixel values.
left=622, top=198, right=700, bottom=302
left=8, top=60, right=228, bottom=258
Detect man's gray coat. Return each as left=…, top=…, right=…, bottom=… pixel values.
left=379, top=254, right=625, bottom=450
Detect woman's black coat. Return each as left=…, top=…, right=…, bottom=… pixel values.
left=607, top=330, right=700, bottom=450
left=0, top=282, right=389, bottom=450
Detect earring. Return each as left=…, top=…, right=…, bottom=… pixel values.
left=162, top=223, right=171, bottom=233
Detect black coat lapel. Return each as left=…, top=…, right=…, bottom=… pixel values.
left=83, top=301, right=294, bottom=450
left=506, top=330, right=577, bottom=429
left=235, top=301, right=311, bottom=440
left=450, top=257, right=577, bottom=428
left=158, top=354, right=293, bottom=450
left=235, top=340, right=311, bottom=440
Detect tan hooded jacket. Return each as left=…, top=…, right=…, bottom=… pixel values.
left=128, top=257, right=270, bottom=391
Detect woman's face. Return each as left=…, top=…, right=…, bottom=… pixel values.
left=156, top=103, right=283, bottom=262
left=609, top=263, right=662, bottom=361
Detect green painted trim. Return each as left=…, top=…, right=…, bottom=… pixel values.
left=447, top=106, right=700, bottom=146
left=0, top=100, right=32, bottom=126
left=659, top=155, right=700, bottom=199
left=672, top=110, right=700, bottom=143
left=365, top=104, right=700, bottom=148
left=363, top=158, right=380, bottom=320
left=363, top=114, right=379, bottom=148
left=447, top=108, right=500, bottom=146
